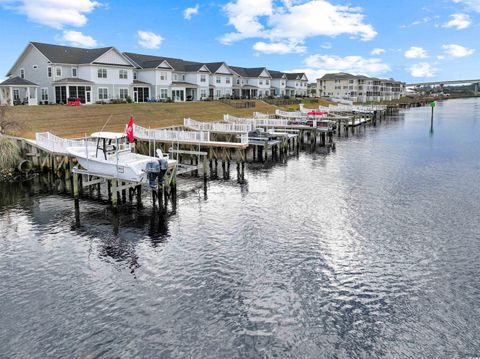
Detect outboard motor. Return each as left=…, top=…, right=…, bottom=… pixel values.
left=145, top=161, right=161, bottom=189
left=158, top=158, right=168, bottom=184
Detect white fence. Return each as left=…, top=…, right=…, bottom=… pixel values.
left=224, top=114, right=289, bottom=127
left=275, top=109, right=306, bottom=119
left=35, top=132, right=87, bottom=155
left=134, top=123, right=249, bottom=145
left=253, top=112, right=276, bottom=119
left=319, top=104, right=387, bottom=114
left=184, top=118, right=254, bottom=133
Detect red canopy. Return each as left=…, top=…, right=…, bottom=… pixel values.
left=307, top=111, right=328, bottom=116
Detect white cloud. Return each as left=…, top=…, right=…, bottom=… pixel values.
left=304, top=54, right=391, bottom=76
left=371, top=48, right=385, bottom=55
left=400, top=17, right=431, bottom=28
left=220, top=0, right=376, bottom=48
left=408, top=63, right=437, bottom=77
left=184, top=4, right=199, bottom=20
left=404, top=46, right=428, bottom=59
left=253, top=41, right=306, bottom=54
left=0, top=0, right=100, bottom=29
left=321, top=42, right=332, bottom=49
left=453, top=0, right=480, bottom=12
left=137, top=30, right=163, bottom=49
left=59, top=30, right=97, bottom=47
left=442, top=43, right=475, bottom=57
left=442, top=13, right=471, bottom=29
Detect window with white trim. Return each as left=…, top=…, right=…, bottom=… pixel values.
left=266, top=79, right=270, bottom=85
left=55, top=66, right=62, bottom=77
left=215, top=89, right=221, bottom=98
left=226, top=77, right=231, bottom=84
left=119, top=69, right=128, bottom=79
left=97, top=68, right=107, bottom=78
left=41, top=88, right=48, bottom=102
left=259, top=79, right=263, bottom=85
left=72, top=67, right=77, bottom=77
left=98, top=88, right=108, bottom=100
left=200, top=89, right=208, bottom=99
left=216, top=76, right=221, bottom=84
left=160, top=88, right=168, bottom=99
left=20, top=68, right=25, bottom=79
left=47, top=67, right=52, bottom=78
left=133, top=71, right=137, bottom=80
left=119, top=88, right=129, bottom=99
left=200, top=74, right=206, bottom=83
left=160, top=72, right=167, bottom=81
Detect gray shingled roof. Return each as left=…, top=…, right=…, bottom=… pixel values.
left=230, top=66, right=270, bottom=78
left=123, top=52, right=210, bottom=72
left=0, top=76, right=38, bottom=86
left=285, top=73, right=305, bottom=80
left=268, top=70, right=287, bottom=79
left=205, top=62, right=232, bottom=74
left=31, top=42, right=117, bottom=65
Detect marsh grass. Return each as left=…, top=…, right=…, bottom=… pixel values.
left=0, top=135, right=21, bottom=171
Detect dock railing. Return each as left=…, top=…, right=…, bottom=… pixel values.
left=184, top=118, right=254, bottom=133
left=275, top=109, right=306, bottom=119
left=253, top=112, right=276, bottom=119
left=133, top=124, right=210, bottom=143
left=35, top=132, right=88, bottom=155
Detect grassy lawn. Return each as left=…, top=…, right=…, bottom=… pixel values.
left=8, top=100, right=286, bottom=139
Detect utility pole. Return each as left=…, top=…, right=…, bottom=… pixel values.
left=430, top=101, right=436, bottom=134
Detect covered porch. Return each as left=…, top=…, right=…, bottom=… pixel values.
left=0, top=77, right=39, bottom=106
left=241, top=85, right=258, bottom=99
left=285, top=87, right=296, bottom=97
left=172, top=82, right=197, bottom=102
left=53, top=78, right=94, bottom=104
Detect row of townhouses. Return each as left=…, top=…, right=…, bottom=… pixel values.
left=317, top=73, right=406, bottom=102
left=0, top=42, right=309, bottom=106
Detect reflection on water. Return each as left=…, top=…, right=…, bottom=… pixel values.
left=1, top=99, right=480, bottom=358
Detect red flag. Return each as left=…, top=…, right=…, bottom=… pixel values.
left=126, top=116, right=134, bottom=143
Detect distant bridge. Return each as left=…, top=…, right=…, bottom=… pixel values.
left=407, top=79, right=480, bottom=87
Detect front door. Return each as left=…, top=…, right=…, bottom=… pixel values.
left=86, top=89, right=91, bottom=104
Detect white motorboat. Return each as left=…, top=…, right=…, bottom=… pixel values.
left=67, top=132, right=176, bottom=183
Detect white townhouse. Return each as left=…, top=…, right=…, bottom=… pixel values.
left=123, top=53, right=208, bottom=102
left=229, top=67, right=272, bottom=99
left=205, top=62, right=234, bottom=100
left=0, top=41, right=311, bottom=105
left=316, top=73, right=406, bottom=102
left=268, top=70, right=287, bottom=97
left=0, top=42, right=137, bottom=105
left=285, top=73, right=309, bottom=97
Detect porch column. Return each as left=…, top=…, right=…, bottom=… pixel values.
left=26, top=87, right=30, bottom=103
left=9, top=87, right=13, bottom=106
left=34, top=87, right=38, bottom=105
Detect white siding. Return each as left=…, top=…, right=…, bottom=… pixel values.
left=94, top=49, right=132, bottom=66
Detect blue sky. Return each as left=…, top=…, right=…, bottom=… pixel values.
left=0, top=0, right=479, bottom=83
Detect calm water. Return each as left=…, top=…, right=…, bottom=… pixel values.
left=1, top=98, right=480, bottom=358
